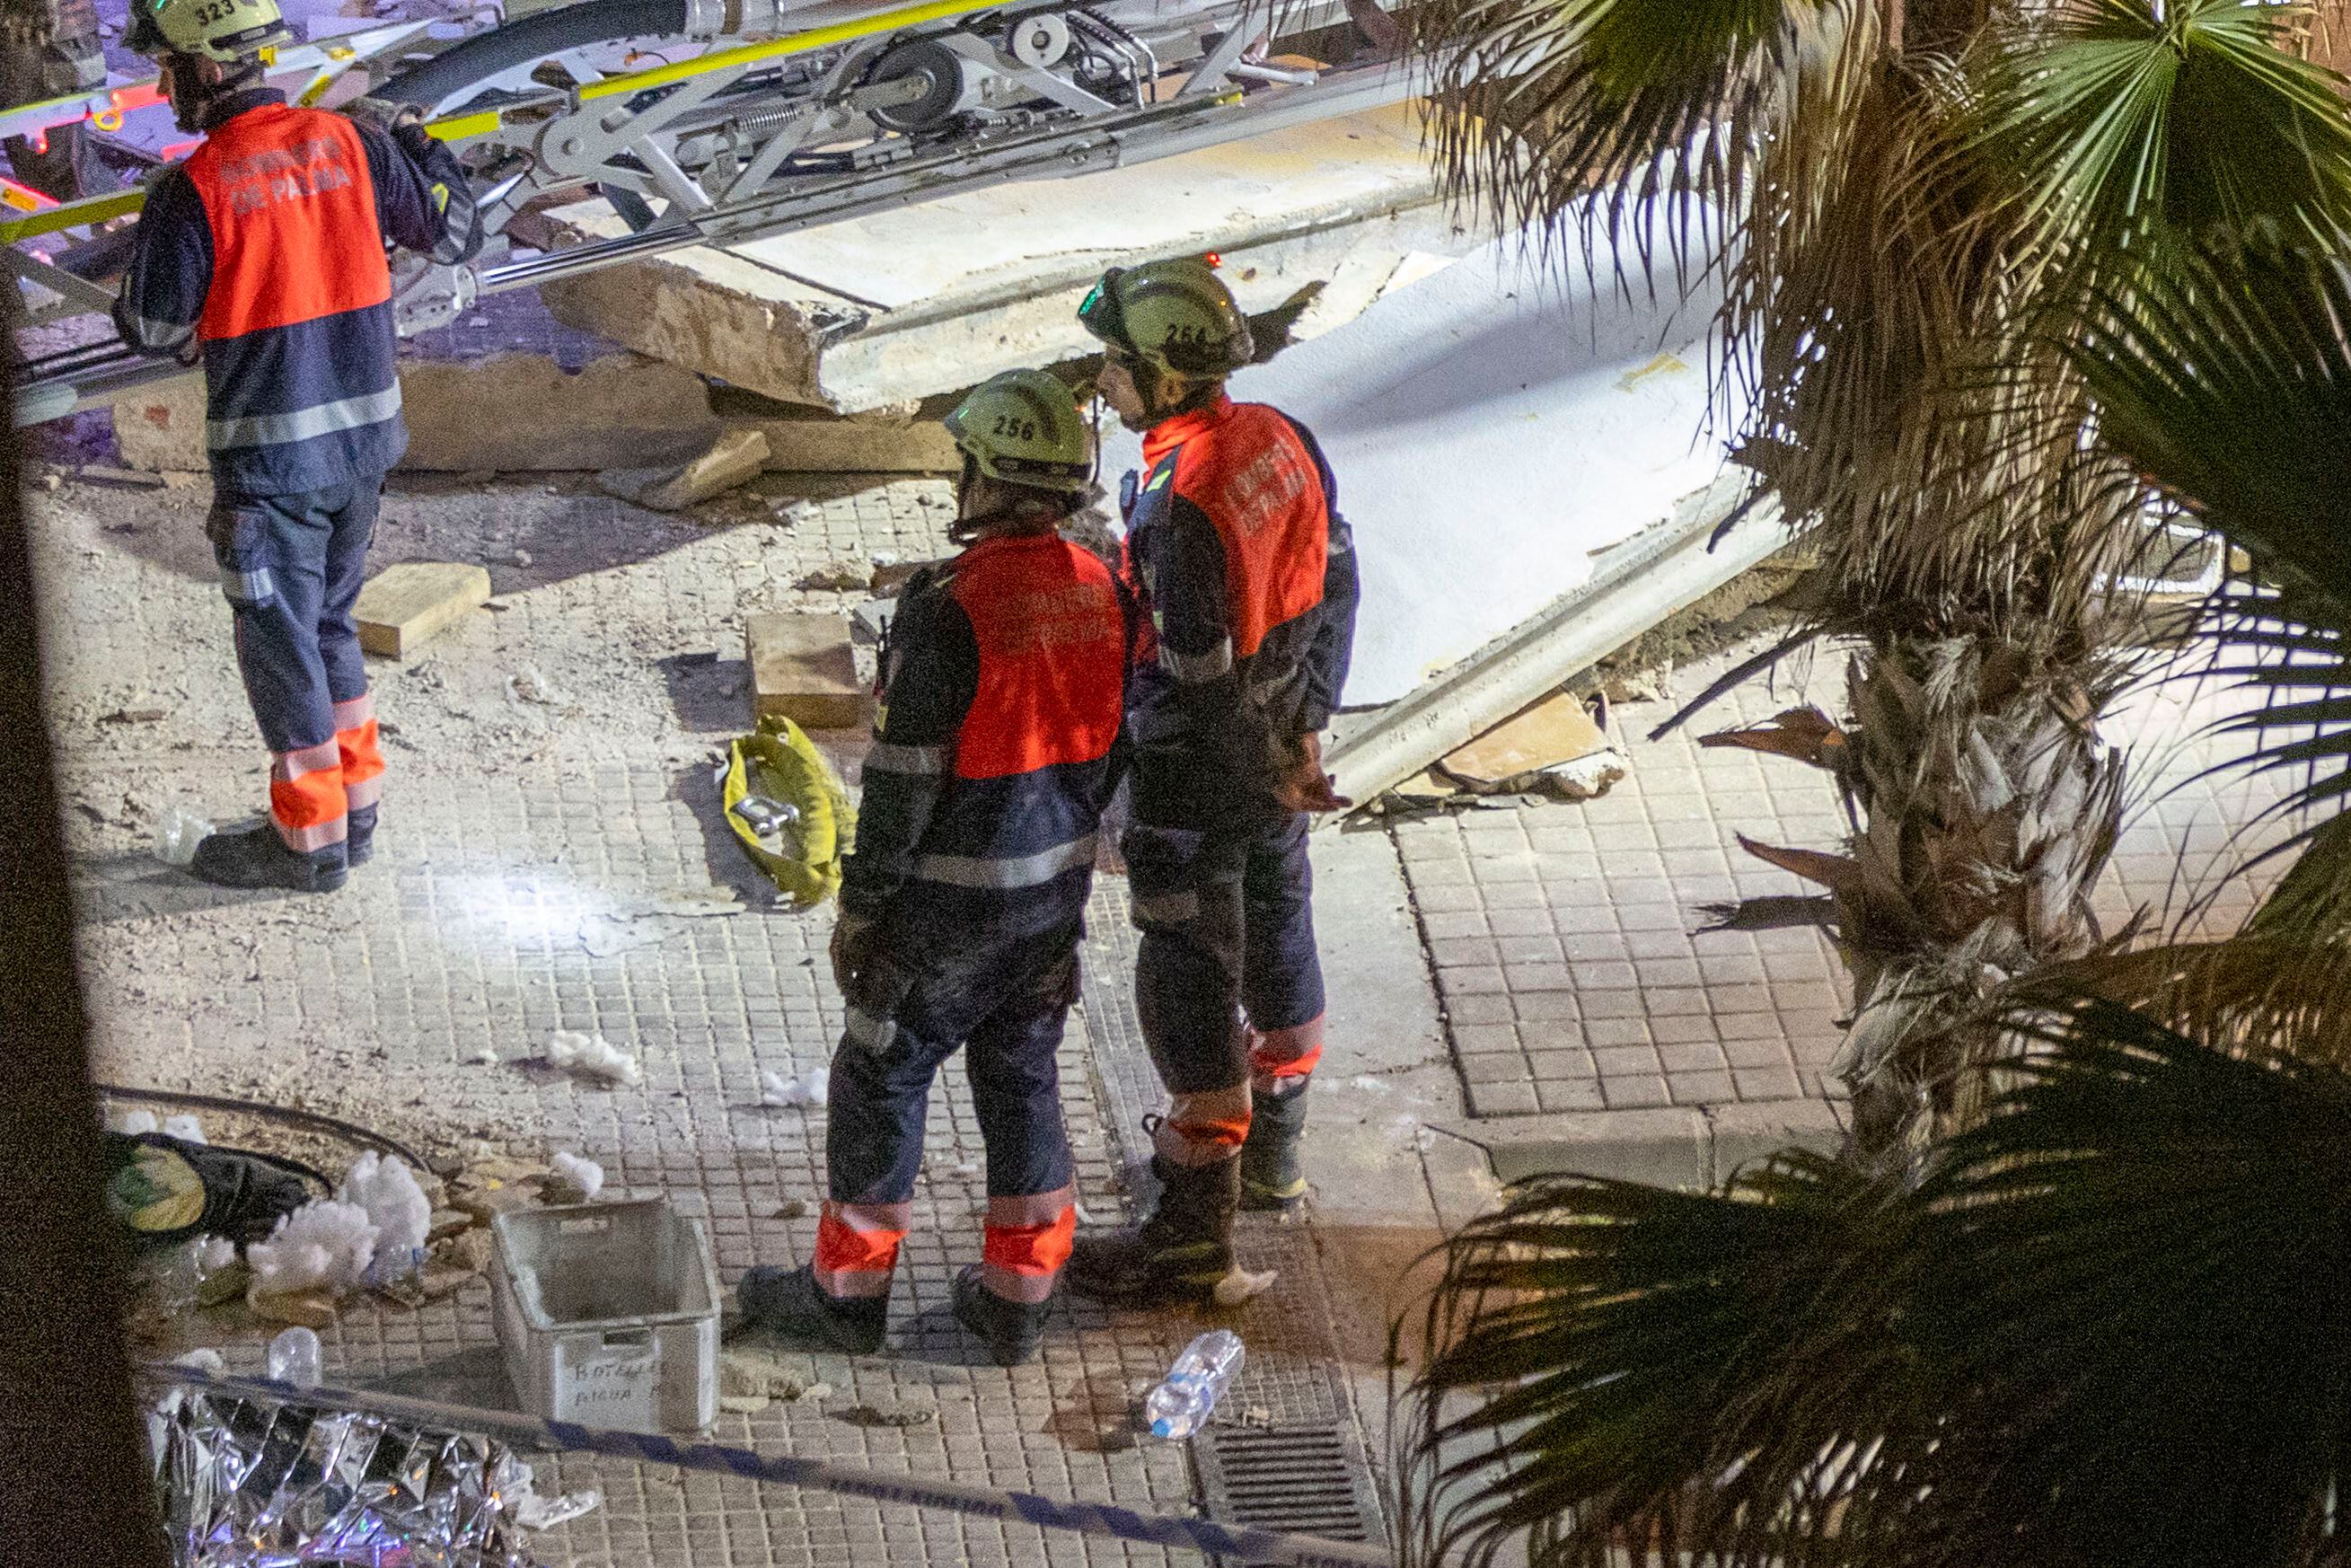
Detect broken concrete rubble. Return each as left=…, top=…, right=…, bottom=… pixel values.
left=600, top=427, right=771, bottom=512
left=535, top=102, right=1483, bottom=412
left=106, top=352, right=959, bottom=478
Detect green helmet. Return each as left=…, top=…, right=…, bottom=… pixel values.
left=126, top=0, right=292, bottom=64
left=944, top=369, right=1093, bottom=490
left=1077, top=257, right=1255, bottom=376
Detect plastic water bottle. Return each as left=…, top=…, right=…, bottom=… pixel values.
left=154, top=807, right=214, bottom=868
left=1144, top=1330, right=1245, bottom=1440
left=268, top=1326, right=323, bottom=1390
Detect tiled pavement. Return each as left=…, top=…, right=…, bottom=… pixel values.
left=1395, top=643, right=2303, bottom=1126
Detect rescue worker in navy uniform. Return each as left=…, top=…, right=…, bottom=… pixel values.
left=737, top=370, right=1131, bottom=1367
left=1067, top=257, right=1359, bottom=1305
left=112, top=0, right=480, bottom=893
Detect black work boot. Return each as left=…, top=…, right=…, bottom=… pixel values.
left=187, top=823, right=348, bottom=893
left=1065, top=1157, right=1239, bottom=1305
left=735, top=1264, right=886, bottom=1353
left=346, top=805, right=378, bottom=868
left=952, top=1264, right=1051, bottom=1367
left=1239, top=1079, right=1310, bottom=1211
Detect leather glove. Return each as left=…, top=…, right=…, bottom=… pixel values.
left=1273, top=730, right=1352, bottom=815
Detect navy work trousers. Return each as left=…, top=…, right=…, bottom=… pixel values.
left=210, top=478, right=383, bottom=850
left=1124, top=810, right=1327, bottom=1166
left=818, top=916, right=1083, bottom=1304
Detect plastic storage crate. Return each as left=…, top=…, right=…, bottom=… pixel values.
left=490, top=1199, right=719, bottom=1433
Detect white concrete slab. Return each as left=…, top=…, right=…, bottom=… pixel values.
left=1100, top=231, right=1745, bottom=706
left=541, top=102, right=1473, bottom=410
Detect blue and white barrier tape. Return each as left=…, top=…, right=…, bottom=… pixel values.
left=138, top=1364, right=1390, bottom=1568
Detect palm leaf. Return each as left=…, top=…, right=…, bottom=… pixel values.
left=1919, top=993, right=2351, bottom=1568
left=1406, top=0, right=1855, bottom=280
left=1968, top=0, right=2351, bottom=269
left=1396, top=1156, right=1943, bottom=1568
left=1400, top=991, right=2351, bottom=1566
left=2063, top=237, right=2351, bottom=583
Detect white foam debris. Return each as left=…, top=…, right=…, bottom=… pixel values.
left=546, top=1030, right=642, bottom=1088
left=550, top=1151, right=605, bottom=1201
left=198, top=1236, right=238, bottom=1273
left=247, top=1200, right=380, bottom=1297
left=1211, top=1266, right=1279, bottom=1308
left=340, top=1152, right=431, bottom=1282
left=107, top=1107, right=159, bottom=1136
left=469, top=1046, right=499, bottom=1066
left=514, top=1489, right=603, bottom=1529
left=162, top=1114, right=207, bottom=1144
left=760, top=1068, right=828, bottom=1108
left=1348, top=1075, right=1393, bottom=1094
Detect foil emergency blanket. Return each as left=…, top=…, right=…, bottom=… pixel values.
left=158, top=1388, right=536, bottom=1567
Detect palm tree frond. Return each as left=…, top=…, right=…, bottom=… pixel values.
left=1396, top=1157, right=1936, bottom=1568
left=1969, top=0, right=2351, bottom=259
left=1919, top=991, right=2351, bottom=1568
left=1408, top=0, right=1853, bottom=279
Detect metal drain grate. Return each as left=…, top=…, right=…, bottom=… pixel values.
left=1193, top=1422, right=1386, bottom=1552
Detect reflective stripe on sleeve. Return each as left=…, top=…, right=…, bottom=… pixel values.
left=1160, top=635, right=1234, bottom=683
left=865, top=741, right=948, bottom=776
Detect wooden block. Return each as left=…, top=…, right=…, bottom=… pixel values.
left=746, top=612, right=861, bottom=730
left=355, top=562, right=493, bottom=658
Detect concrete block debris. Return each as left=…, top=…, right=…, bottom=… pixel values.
left=796, top=559, right=874, bottom=591
left=354, top=562, right=493, bottom=658
left=745, top=612, right=861, bottom=730
left=545, top=1030, right=642, bottom=1088
left=599, top=427, right=770, bottom=512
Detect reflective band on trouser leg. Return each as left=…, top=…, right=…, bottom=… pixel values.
left=1156, top=1085, right=1252, bottom=1168
left=813, top=1201, right=911, bottom=1299
left=980, top=1188, right=1075, bottom=1305
left=270, top=739, right=348, bottom=852
left=332, top=693, right=384, bottom=811
left=1248, top=1015, right=1325, bottom=1095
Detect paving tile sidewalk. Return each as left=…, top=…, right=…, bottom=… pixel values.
left=1389, top=638, right=2307, bottom=1160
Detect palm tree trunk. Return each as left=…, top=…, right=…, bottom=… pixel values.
left=1750, top=632, right=2127, bottom=1158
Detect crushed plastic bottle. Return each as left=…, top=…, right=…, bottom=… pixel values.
left=1144, top=1329, right=1245, bottom=1440
left=268, top=1326, right=323, bottom=1389
left=154, top=807, right=215, bottom=868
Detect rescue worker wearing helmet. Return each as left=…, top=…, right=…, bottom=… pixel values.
left=111, top=0, right=481, bottom=894
left=737, top=370, right=1133, bottom=1367
left=1067, top=257, right=1360, bottom=1305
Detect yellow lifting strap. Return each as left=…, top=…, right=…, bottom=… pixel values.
left=722, top=714, right=857, bottom=907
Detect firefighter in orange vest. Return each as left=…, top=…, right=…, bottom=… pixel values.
left=1066, top=258, right=1359, bottom=1305
left=737, top=371, right=1131, bottom=1367
left=114, top=0, right=480, bottom=892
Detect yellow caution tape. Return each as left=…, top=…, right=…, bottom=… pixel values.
left=723, top=715, right=858, bottom=906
